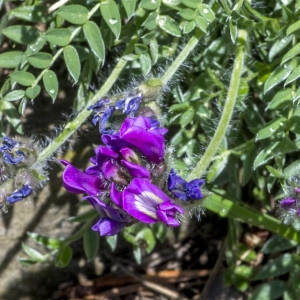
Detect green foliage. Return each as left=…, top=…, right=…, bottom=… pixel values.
left=2, top=0, right=300, bottom=297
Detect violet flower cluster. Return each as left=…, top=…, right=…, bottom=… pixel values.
left=0, top=136, right=47, bottom=211
left=61, top=94, right=205, bottom=236
left=278, top=187, right=300, bottom=229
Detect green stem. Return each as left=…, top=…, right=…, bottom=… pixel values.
left=161, top=30, right=203, bottom=86
left=35, top=34, right=138, bottom=164
left=188, top=28, right=247, bottom=180
left=207, top=192, right=300, bottom=243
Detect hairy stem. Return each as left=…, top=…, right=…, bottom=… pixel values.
left=188, top=29, right=248, bottom=180
left=161, top=30, right=203, bottom=86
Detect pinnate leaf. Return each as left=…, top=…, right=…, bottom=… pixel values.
left=269, top=35, right=293, bottom=62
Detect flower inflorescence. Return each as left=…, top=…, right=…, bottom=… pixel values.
left=0, top=136, right=48, bottom=212
left=61, top=84, right=206, bottom=236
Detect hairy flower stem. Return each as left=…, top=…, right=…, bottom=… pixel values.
left=188, top=29, right=248, bottom=181
left=34, top=35, right=138, bottom=164
left=161, top=30, right=203, bottom=86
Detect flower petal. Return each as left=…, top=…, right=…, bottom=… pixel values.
left=123, top=178, right=172, bottom=224
left=110, top=183, right=123, bottom=208
left=92, top=218, right=126, bottom=236
left=157, top=210, right=180, bottom=227
left=60, top=160, right=105, bottom=195
left=7, top=184, right=32, bottom=204
left=168, top=168, right=205, bottom=201
left=102, top=161, right=129, bottom=185
left=280, top=198, right=296, bottom=210
left=122, top=160, right=150, bottom=179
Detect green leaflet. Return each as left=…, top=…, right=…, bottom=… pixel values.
left=26, top=52, right=53, bottom=69
left=2, top=25, right=40, bottom=45
left=83, top=228, right=99, bottom=261
left=281, top=42, right=300, bottom=65
left=256, top=117, right=287, bottom=141
left=54, top=245, right=72, bottom=268
left=0, top=51, right=23, bottom=68
left=157, top=15, right=181, bottom=37
left=26, top=85, right=41, bottom=100
left=63, top=46, right=81, bottom=84
left=43, top=70, right=58, bottom=101
left=264, top=64, right=293, bottom=94
left=83, top=21, right=105, bottom=63
left=56, top=5, right=89, bottom=25
left=45, top=29, right=71, bottom=46
left=10, top=71, right=35, bottom=86
left=122, top=0, right=137, bottom=19
left=100, top=0, right=122, bottom=40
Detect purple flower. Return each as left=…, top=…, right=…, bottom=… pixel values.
left=85, top=145, right=150, bottom=185
left=84, top=196, right=131, bottom=236
left=7, top=184, right=32, bottom=204
left=102, top=160, right=130, bottom=185
left=123, top=178, right=184, bottom=226
left=280, top=198, right=296, bottom=210
left=0, top=137, right=25, bottom=164
left=114, top=93, right=143, bottom=116
left=60, top=160, right=106, bottom=196
left=115, top=99, right=126, bottom=110
left=120, top=147, right=141, bottom=164
left=110, top=183, right=123, bottom=207
left=87, top=98, right=110, bottom=126
left=168, top=169, right=205, bottom=201
left=86, top=146, right=119, bottom=176
left=123, top=93, right=142, bottom=115
left=99, top=106, right=115, bottom=133
left=121, top=160, right=150, bottom=179
left=103, top=116, right=167, bottom=164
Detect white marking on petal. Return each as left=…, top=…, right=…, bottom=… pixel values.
left=133, top=191, right=164, bottom=219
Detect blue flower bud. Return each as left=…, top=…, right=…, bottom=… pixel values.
left=6, top=184, right=32, bottom=204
